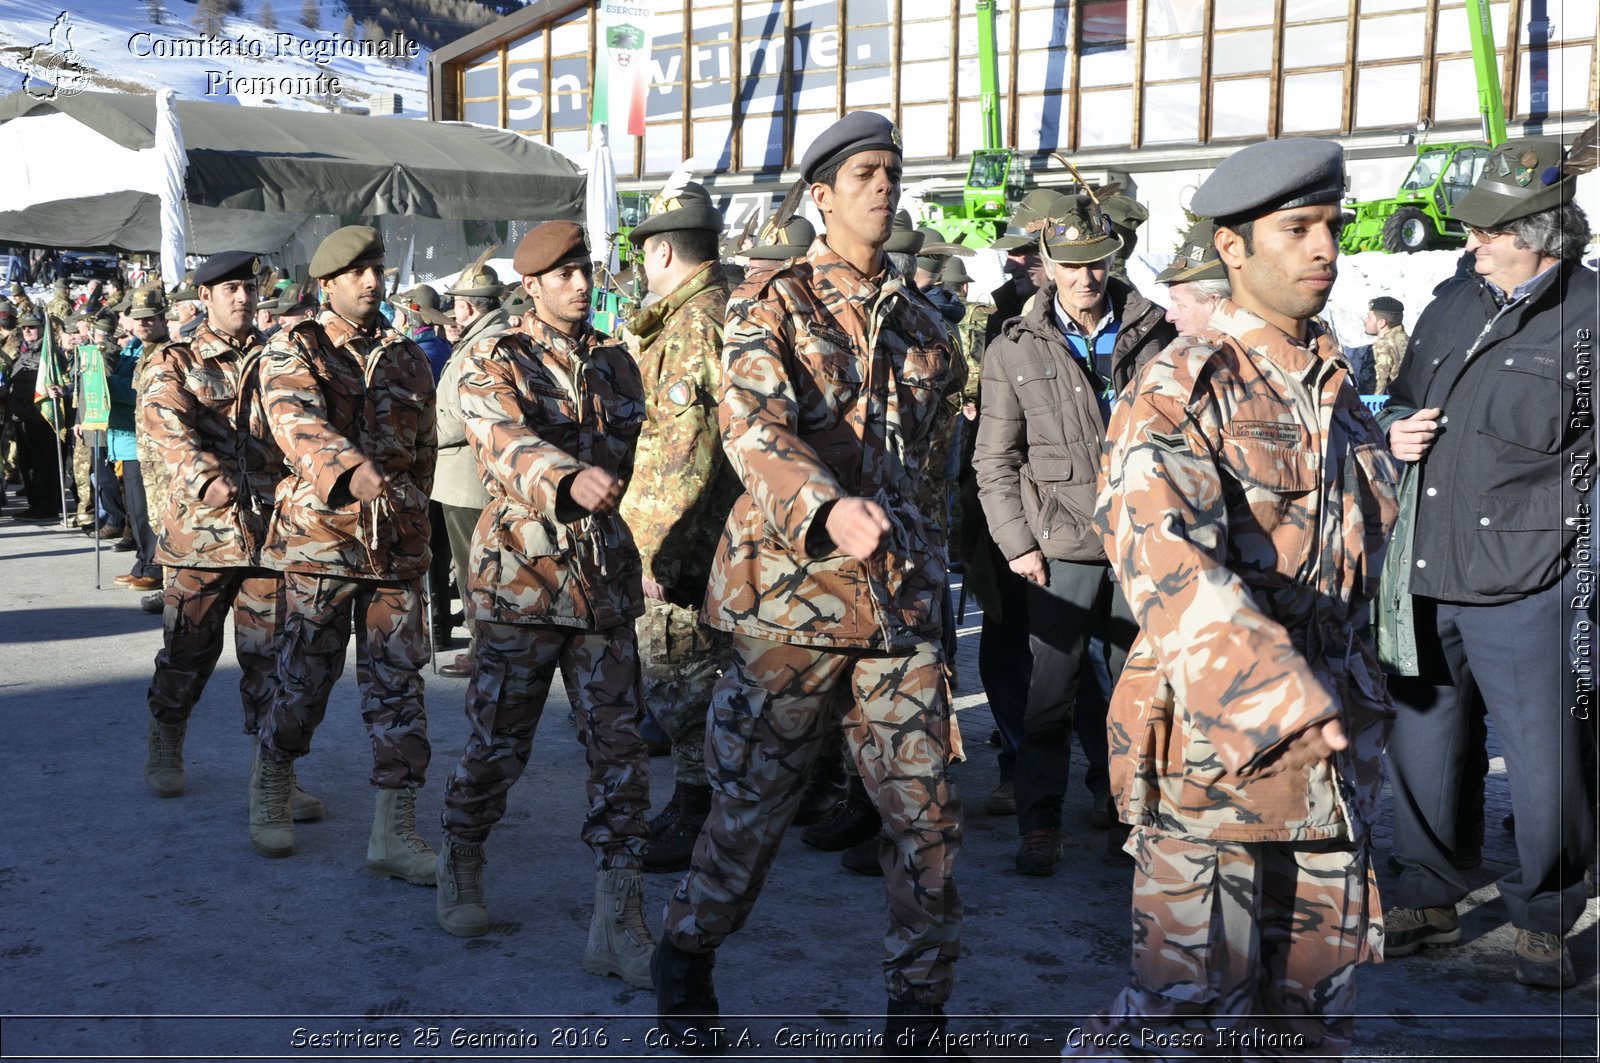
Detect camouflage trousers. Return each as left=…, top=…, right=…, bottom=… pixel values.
left=71, top=436, right=94, bottom=522
left=662, top=635, right=963, bottom=1005
left=258, top=573, right=430, bottom=789
left=638, top=598, right=729, bottom=788
left=1065, top=827, right=1382, bottom=1060
left=149, top=566, right=284, bottom=733
left=441, top=620, right=650, bottom=869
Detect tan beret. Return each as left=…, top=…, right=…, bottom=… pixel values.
left=512, top=221, right=589, bottom=278
left=309, top=225, right=385, bottom=279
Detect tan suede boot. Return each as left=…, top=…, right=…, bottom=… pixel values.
left=248, top=737, right=325, bottom=821
left=436, top=838, right=490, bottom=937
left=583, top=868, right=654, bottom=988
left=248, top=752, right=294, bottom=858
left=365, top=788, right=437, bottom=885
left=144, top=718, right=186, bottom=798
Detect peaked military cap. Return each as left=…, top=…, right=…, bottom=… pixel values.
left=513, top=220, right=589, bottom=278
left=1369, top=295, right=1404, bottom=315
left=884, top=210, right=925, bottom=255
left=309, top=225, right=385, bottom=279
left=940, top=256, right=974, bottom=285
left=126, top=285, right=168, bottom=319
left=992, top=189, right=1072, bottom=251
left=746, top=215, right=816, bottom=260
left=800, top=111, right=903, bottom=183
left=1191, top=139, right=1344, bottom=222
left=630, top=179, right=724, bottom=241
left=1040, top=194, right=1122, bottom=265
left=1451, top=136, right=1572, bottom=230
left=194, top=251, right=262, bottom=289
left=17, top=310, right=42, bottom=327
left=1155, top=219, right=1226, bottom=285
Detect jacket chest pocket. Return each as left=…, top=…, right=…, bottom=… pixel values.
left=1477, top=348, right=1574, bottom=454
left=1221, top=436, right=1321, bottom=557
left=796, top=335, right=860, bottom=431
left=184, top=366, right=237, bottom=409
left=896, top=344, right=952, bottom=430
left=524, top=379, right=579, bottom=430
left=384, top=386, right=428, bottom=451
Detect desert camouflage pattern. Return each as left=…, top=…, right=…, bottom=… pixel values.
left=1064, top=827, right=1379, bottom=1059
left=257, top=571, right=430, bottom=788
left=662, top=634, right=963, bottom=1004
left=259, top=310, right=436, bottom=580
left=440, top=619, right=649, bottom=867
left=133, top=339, right=180, bottom=537
left=1370, top=322, right=1408, bottom=395
left=955, top=301, right=990, bottom=405
left=704, top=239, right=959, bottom=651
left=148, top=566, right=284, bottom=732
left=458, top=316, right=645, bottom=630
left=142, top=324, right=285, bottom=568
left=1096, top=299, right=1401, bottom=844
left=637, top=598, right=727, bottom=787
left=71, top=435, right=94, bottom=522
left=617, top=261, right=740, bottom=603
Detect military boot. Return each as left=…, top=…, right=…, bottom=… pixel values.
left=144, top=717, right=187, bottom=798
left=436, top=838, right=489, bottom=938
left=641, top=783, right=711, bottom=874
left=793, top=746, right=847, bottom=826
left=880, top=998, right=967, bottom=1059
left=583, top=868, right=655, bottom=988
left=644, top=782, right=685, bottom=840
left=365, top=788, right=437, bottom=885
left=248, top=752, right=294, bottom=858
left=249, top=736, right=325, bottom=821
left=651, top=938, right=724, bottom=1054
left=801, top=775, right=880, bottom=851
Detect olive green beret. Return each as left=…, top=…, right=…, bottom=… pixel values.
left=309, top=225, right=385, bottom=279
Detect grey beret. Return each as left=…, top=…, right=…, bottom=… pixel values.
left=1191, top=139, right=1345, bottom=222
left=800, top=111, right=902, bottom=183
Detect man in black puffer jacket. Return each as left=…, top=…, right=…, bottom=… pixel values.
left=974, top=192, right=1176, bottom=875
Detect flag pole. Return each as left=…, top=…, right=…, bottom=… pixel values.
left=92, top=438, right=102, bottom=589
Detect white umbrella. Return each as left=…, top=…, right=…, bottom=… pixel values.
left=585, top=122, right=620, bottom=278
left=154, top=88, right=187, bottom=288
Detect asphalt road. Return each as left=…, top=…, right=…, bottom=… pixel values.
left=0, top=495, right=1595, bottom=1063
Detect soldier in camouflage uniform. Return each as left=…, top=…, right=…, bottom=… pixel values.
left=107, top=289, right=173, bottom=587
left=139, top=251, right=323, bottom=824
left=434, top=221, right=655, bottom=990
left=250, top=226, right=439, bottom=887
left=1070, top=140, right=1400, bottom=1058
left=1363, top=295, right=1408, bottom=394
left=654, top=113, right=965, bottom=1053
left=618, top=182, right=742, bottom=875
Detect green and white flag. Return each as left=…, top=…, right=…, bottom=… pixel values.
left=78, top=344, right=110, bottom=432
left=594, top=0, right=657, bottom=137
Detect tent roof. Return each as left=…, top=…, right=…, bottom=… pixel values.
left=0, top=90, right=584, bottom=220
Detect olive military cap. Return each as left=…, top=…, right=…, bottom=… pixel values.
left=1190, top=139, right=1344, bottom=222
left=631, top=180, right=724, bottom=241
left=1039, top=194, right=1123, bottom=265
left=1452, top=137, right=1574, bottom=230
left=883, top=210, right=926, bottom=255
left=800, top=111, right=903, bottom=183
left=309, top=225, right=385, bottom=279
left=126, top=285, right=168, bottom=320
left=445, top=260, right=503, bottom=298
left=992, top=189, right=1073, bottom=251
left=1155, top=219, right=1227, bottom=285
left=1100, top=194, right=1150, bottom=231
left=398, top=284, right=451, bottom=328
left=747, top=215, right=816, bottom=260
left=940, top=256, right=974, bottom=285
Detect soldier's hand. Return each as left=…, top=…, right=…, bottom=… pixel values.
left=569, top=466, right=624, bottom=513
left=825, top=497, right=893, bottom=561
left=202, top=476, right=238, bottom=507
left=1008, top=549, right=1048, bottom=587
left=1254, top=718, right=1349, bottom=779
left=348, top=460, right=390, bottom=502
left=1389, top=407, right=1442, bottom=463
left=962, top=401, right=977, bottom=421
left=642, top=576, right=669, bottom=601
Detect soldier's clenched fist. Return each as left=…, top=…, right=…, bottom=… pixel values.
left=824, top=497, right=893, bottom=561
left=568, top=466, right=624, bottom=513
left=348, top=459, right=391, bottom=502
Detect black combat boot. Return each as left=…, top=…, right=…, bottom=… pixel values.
left=651, top=938, right=725, bottom=1055
left=793, top=745, right=848, bottom=826
left=880, top=998, right=967, bottom=1059
left=801, top=775, right=880, bottom=852
left=641, top=783, right=711, bottom=873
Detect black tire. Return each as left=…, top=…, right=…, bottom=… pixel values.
left=1382, top=206, right=1436, bottom=253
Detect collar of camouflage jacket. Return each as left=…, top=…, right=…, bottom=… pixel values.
left=193, top=323, right=263, bottom=359
left=1205, top=298, right=1338, bottom=381
left=522, top=312, right=594, bottom=359
left=628, top=260, right=725, bottom=351
left=803, top=237, right=918, bottom=319
left=318, top=308, right=404, bottom=356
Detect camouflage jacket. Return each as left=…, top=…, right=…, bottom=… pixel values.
left=459, top=315, right=645, bottom=630
left=133, top=338, right=179, bottom=534
left=1096, top=300, right=1401, bottom=844
left=432, top=307, right=511, bottom=509
left=617, top=262, right=741, bottom=606
left=1370, top=322, right=1408, bottom=394
left=142, top=324, right=282, bottom=568
left=259, top=309, right=437, bottom=580
left=955, top=302, right=990, bottom=405
left=706, top=238, right=959, bottom=651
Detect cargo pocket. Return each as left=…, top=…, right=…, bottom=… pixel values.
left=1128, top=833, right=1223, bottom=1006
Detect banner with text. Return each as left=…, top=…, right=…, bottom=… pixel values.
left=595, top=0, right=658, bottom=136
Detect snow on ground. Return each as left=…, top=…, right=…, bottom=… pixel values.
left=0, top=0, right=427, bottom=116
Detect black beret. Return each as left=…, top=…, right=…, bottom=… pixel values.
left=799, top=111, right=903, bottom=183
left=309, top=225, right=385, bottom=279
left=1191, top=139, right=1344, bottom=222
left=631, top=180, right=724, bottom=241
left=1369, top=296, right=1404, bottom=315
left=513, top=221, right=589, bottom=277
left=194, top=251, right=262, bottom=289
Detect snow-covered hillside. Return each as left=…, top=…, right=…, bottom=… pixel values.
left=0, top=0, right=428, bottom=116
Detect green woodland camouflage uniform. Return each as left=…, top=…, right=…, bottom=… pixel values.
left=256, top=309, right=437, bottom=790
left=1370, top=321, right=1409, bottom=395
left=141, top=323, right=285, bottom=733
left=617, top=261, right=740, bottom=789
left=662, top=240, right=965, bottom=1006
left=1070, top=300, right=1402, bottom=1058
left=439, top=316, right=651, bottom=867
